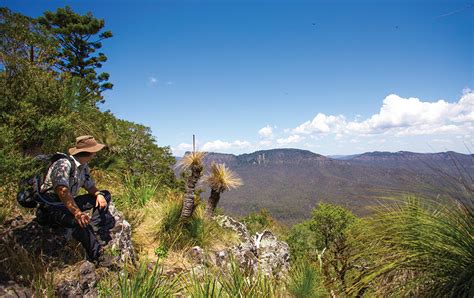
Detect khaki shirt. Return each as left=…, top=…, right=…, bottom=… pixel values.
left=41, top=155, right=96, bottom=197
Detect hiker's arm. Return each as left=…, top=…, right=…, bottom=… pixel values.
left=87, top=186, right=107, bottom=210
left=55, top=186, right=89, bottom=228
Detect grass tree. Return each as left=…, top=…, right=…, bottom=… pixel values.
left=204, top=162, right=242, bottom=218
left=177, top=151, right=206, bottom=220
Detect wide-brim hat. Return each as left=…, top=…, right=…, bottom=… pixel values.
left=68, top=135, right=105, bottom=155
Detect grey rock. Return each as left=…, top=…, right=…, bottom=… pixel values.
left=56, top=261, right=98, bottom=297
left=187, top=246, right=205, bottom=264
left=215, top=216, right=290, bottom=279
left=107, top=203, right=136, bottom=265
left=215, top=215, right=250, bottom=241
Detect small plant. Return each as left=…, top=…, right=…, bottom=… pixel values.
left=32, top=271, right=55, bottom=298
left=154, top=245, right=168, bottom=260
left=186, top=269, right=223, bottom=298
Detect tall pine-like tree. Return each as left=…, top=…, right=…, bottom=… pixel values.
left=37, top=6, right=113, bottom=103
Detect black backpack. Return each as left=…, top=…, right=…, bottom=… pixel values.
left=16, top=153, right=77, bottom=208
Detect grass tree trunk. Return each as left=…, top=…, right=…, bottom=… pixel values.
left=205, top=189, right=221, bottom=218
left=180, top=164, right=203, bottom=219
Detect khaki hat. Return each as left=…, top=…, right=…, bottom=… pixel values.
left=68, top=135, right=105, bottom=155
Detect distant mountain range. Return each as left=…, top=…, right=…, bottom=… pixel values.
left=176, top=149, right=473, bottom=224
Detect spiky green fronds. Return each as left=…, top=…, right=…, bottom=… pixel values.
left=205, top=162, right=243, bottom=192
left=350, top=197, right=474, bottom=297
left=176, top=151, right=206, bottom=171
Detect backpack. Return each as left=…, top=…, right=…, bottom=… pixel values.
left=16, top=153, right=77, bottom=208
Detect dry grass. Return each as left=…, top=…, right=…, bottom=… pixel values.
left=205, top=162, right=243, bottom=192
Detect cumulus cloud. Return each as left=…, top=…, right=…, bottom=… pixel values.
left=258, top=125, right=273, bottom=138
left=277, top=135, right=304, bottom=145
left=292, top=92, right=474, bottom=137
left=293, top=113, right=346, bottom=134
left=201, top=140, right=251, bottom=152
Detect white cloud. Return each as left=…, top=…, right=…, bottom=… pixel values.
left=277, top=135, right=304, bottom=145
left=292, top=92, right=474, bottom=137
left=177, top=143, right=193, bottom=151
left=258, top=125, right=273, bottom=138
left=201, top=140, right=251, bottom=152
left=149, top=77, right=157, bottom=84
left=293, top=113, right=346, bottom=134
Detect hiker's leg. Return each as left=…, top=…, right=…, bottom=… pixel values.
left=46, top=205, right=102, bottom=260
left=72, top=224, right=101, bottom=261
left=47, top=206, right=78, bottom=228
left=75, top=191, right=114, bottom=244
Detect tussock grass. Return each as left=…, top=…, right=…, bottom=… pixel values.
left=183, top=257, right=286, bottom=298
left=350, top=197, right=474, bottom=297
left=117, top=262, right=181, bottom=297
left=133, top=191, right=239, bottom=262
left=288, top=261, right=327, bottom=298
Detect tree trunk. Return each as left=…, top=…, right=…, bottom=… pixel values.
left=180, top=164, right=203, bottom=219
left=205, top=189, right=221, bottom=218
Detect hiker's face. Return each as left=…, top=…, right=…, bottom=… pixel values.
left=78, top=152, right=96, bottom=164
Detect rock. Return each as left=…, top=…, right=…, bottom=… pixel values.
left=0, top=203, right=135, bottom=296
left=0, top=281, right=33, bottom=298
left=214, top=216, right=290, bottom=279
left=187, top=246, right=205, bottom=264
left=215, top=215, right=250, bottom=241
left=56, top=261, right=98, bottom=297
left=106, top=203, right=136, bottom=265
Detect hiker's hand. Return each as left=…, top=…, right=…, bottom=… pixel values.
left=75, top=212, right=90, bottom=228
left=96, top=195, right=107, bottom=210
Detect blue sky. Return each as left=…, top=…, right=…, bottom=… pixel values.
left=6, top=0, right=474, bottom=155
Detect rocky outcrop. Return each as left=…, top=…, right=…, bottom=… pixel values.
left=0, top=202, right=134, bottom=296
left=55, top=261, right=98, bottom=297
left=215, top=215, right=250, bottom=241
left=107, top=203, right=136, bottom=264
left=189, top=215, right=290, bottom=279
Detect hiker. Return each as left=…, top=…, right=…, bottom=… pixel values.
left=37, top=135, right=115, bottom=264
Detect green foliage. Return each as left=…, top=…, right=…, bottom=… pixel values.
left=0, top=6, right=177, bottom=202
left=185, top=258, right=284, bottom=298
left=286, top=221, right=316, bottom=261
left=241, top=209, right=274, bottom=235
left=287, top=203, right=362, bottom=295
left=116, top=174, right=159, bottom=208
left=187, top=270, right=223, bottom=298
left=288, top=261, right=327, bottom=298
left=37, top=6, right=113, bottom=103
left=309, top=203, right=357, bottom=250
left=350, top=197, right=474, bottom=297
left=154, top=245, right=168, bottom=260
left=117, top=262, right=181, bottom=297
left=32, top=272, right=55, bottom=298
